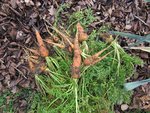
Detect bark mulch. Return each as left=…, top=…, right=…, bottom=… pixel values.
left=0, top=0, right=150, bottom=112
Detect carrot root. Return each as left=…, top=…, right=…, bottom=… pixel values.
left=45, top=38, right=65, bottom=49
left=28, top=59, right=35, bottom=72
left=39, top=63, right=47, bottom=72
left=53, top=36, right=60, bottom=43
left=35, top=29, right=49, bottom=57
left=76, top=23, right=88, bottom=42
left=52, top=27, right=74, bottom=49
left=85, top=51, right=112, bottom=66
left=71, top=23, right=82, bottom=79
left=84, top=45, right=112, bottom=66
left=30, top=55, right=39, bottom=60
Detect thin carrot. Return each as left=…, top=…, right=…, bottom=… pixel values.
left=30, top=55, right=39, bottom=60
left=77, top=23, right=88, bottom=42
left=68, top=46, right=73, bottom=53
left=84, top=51, right=112, bottom=66
left=71, top=23, right=82, bottom=79
left=28, top=59, right=35, bottom=72
left=45, top=38, right=65, bottom=49
left=60, top=26, right=71, bottom=38
left=35, top=29, right=49, bottom=57
left=53, top=36, right=59, bottom=43
left=39, top=63, right=47, bottom=72
left=27, top=48, right=40, bottom=56
left=28, top=56, right=39, bottom=64
left=84, top=46, right=111, bottom=66
left=52, top=27, right=74, bottom=49
left=47, top=33, right=60, bottom=43
left=45, top=23, right=60, bottom=43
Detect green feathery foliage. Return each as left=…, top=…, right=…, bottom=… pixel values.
left=30, top=5, right=143, bottom=113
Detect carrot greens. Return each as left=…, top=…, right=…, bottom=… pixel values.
left=30, top=8, right=143, bottom=113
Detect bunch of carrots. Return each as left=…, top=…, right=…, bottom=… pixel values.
left=27, top=23, right=111, bottom=79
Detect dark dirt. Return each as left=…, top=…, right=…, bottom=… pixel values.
left=0, top=0, right=150, bottom=112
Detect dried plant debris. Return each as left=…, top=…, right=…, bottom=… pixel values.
left=0, top=89, right=40, bottom=113
left=130, top=83, right=150, bottom=111
left=0, top=0, right=150, bottom=112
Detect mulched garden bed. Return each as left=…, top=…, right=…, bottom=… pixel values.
left=0, top=0, right=150, bottom=112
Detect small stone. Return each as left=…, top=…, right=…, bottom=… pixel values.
left=121, top=104, right=129, bottom=111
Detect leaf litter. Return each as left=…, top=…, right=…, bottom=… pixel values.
left=0, top=0, right=150, bottom=112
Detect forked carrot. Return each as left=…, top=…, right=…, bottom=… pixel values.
left=84, top=45, right=112, bottom=66
left=45, top=38, right=65, bottom=49
left=35, top=29, right=49, bottom=57
left=84, top=51, right=112, bottom=66
left=77, top=23, right=88, bottom=42
left=71, top=23, right=82, bottom=79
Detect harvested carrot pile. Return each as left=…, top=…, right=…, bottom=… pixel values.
left=26, top=23, right=143, bottom=113
left=1, top=1, right=150, bottom=113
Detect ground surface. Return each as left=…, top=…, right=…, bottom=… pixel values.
left=0, top=0, right=150, bottom=113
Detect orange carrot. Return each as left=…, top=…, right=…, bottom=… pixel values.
left=39, top=63, right=47, bottom=72
left=53, top=36, right=59, bottom=43
left=71, top=23, right=82, bottom=79
left=84, top=51, right=111, bottom=66
left=68, top=46, right=73, bottom=53
left=47, top=32, right=60, bottom=43
left=30, top=55, right=39, bottom=60
left=52, top=27, right=74, bottom=49
left=84, top=46, right=111, bottom=66
left=77, top=23, right=88, bottom=42
left=28, top=59, right=35, bottom=72
left=35, top=29, right=49, bottom=57
left=45, top=38, right=65, bottom=49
